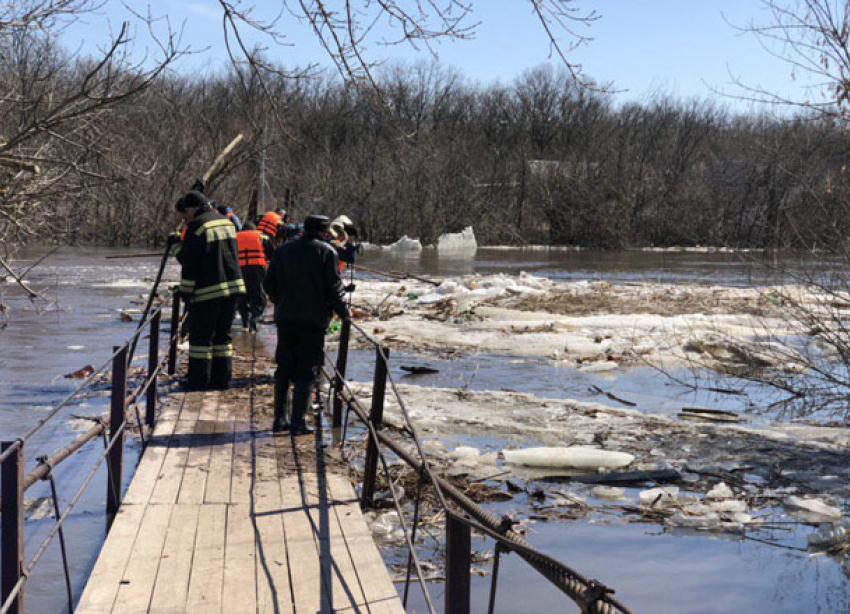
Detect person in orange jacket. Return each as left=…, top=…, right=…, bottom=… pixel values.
left=236, top=221, right=272, bottom=331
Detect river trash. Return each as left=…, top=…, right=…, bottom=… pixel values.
left=450, top=446, right=480, bottom=461
left=502, top=446, right=635, bottom=470
left=784, top=495, right=842, bottom=519
left=120, top=310, right=133, bottom=322
left=678, top=407, right=744, bottom=423
left=808, top=522, right=850, bottom=550
left=384, top=235, right=422, bottom=253
left=706, top=482, right=735, bottom=500
left=24, top=497, right=54, bottom=521
left=571, top=468, right=681, bottom=485
left=65, top=364, right=94, bottom=379
left=437, top=226, right=477, bottom=255
left=67, top=345, right=85, bottom=351
left=592, top=486, right=625, bottom=499
left=400, top=365, right=440, bottom=375
left=639, top=486, right=680, bottom=508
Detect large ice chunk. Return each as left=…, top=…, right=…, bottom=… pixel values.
left=384, top=235, right=423, bottom=253
left=502, top=446, right=634, bottom=470
left=437, top=226, right=477, bottom=255
left=784, top=496, right=842, bottom=519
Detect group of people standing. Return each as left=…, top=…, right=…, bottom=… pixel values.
left=172, top=190, right=357, bottom=435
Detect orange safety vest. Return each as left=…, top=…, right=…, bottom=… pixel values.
left=257, top=211, right=282, bottom=237
left=237, top=230, right=267, bottom=267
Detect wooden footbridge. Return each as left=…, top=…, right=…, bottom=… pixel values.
left=1, top=289, right=634, bottom=614
left=75, top=388, right=402, bottom=613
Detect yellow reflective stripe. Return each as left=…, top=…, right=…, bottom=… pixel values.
left=192, top=279, right=245, bottom=298
left=195, top=219, right=235, bottom=237
left=179, top=279, right=196, bottom=293
left=188, top=345, right=212, bottom=359
left=190, top=282, right=247, bottom=303
left=205, top=225, right=237, bottom=243
left=212, top=344, right=233, bottom=357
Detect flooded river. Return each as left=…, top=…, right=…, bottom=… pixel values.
left=1, top=246, right=848, bottom=613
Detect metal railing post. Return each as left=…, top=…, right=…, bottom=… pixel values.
left=146, top=309, right=161, bottom=429
left=332, top=318, right=351, bottom=428
left=361, top=345, right=389, bottom=509
left=107, top=345, right=127, bottom=528
left=445, top=513, right=471, bottom=614
left=167, top=291, right=180, bottom=376
left=1, top=441, right=24, bottom=614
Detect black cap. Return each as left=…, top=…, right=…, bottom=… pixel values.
left=304, top=214, right=330, bottom=235
left=175, top=190, right=208, bottom=212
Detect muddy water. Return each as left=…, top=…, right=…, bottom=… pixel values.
left=1, top=246, right=848, bottom=613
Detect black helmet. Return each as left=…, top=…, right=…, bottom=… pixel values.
left=175, top=190, right=208, bottom=212
left=304, top=214, right=330, bottom=236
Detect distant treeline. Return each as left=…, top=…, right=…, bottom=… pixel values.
left=5, top=59, right=850, bottom=249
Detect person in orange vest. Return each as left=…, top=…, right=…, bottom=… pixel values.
left=236, top=221, right=272, bottom=331
left=257, top=207, right=286, bottom=241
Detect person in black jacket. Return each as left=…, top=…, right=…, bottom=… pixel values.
left=176, top=190, right=246, bottom=391
left=263, top=214, right=351, bottom=435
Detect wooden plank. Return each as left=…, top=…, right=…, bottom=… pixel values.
left=75, top=503, right=147, bottom=613
left=150, top=419, right=196, bottom=505
left=111, top=503, right=174, bottom=613
left=300, top=473, right=369, bottom=609
left=185, top=504, right=227, bottom=613
left=229, top=425, right=254, bottom=504
left=204, top=419, right=235, bottom=504
left=177, top=419, right=216, bottom=504
left=253, top=436, right=294, bottom=614
left=221, top=503, right=258, bottom=613
left=327, top=475, right=402, bottom=607
left=198, top=396, right=220, bottom=421
left=122, top=417, right=178, bottom=505
left=278, top=467, right=330, bottom=614
left=148, top=504, right=201, bottom=613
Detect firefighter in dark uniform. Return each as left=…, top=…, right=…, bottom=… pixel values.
left=263, top=214, right=350, bottom=434
left=236, top=221, right=272, bottom=331
left=175, top=190, right=246, bottom=390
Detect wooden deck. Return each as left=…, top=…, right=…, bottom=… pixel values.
left=76, top=387, right=404, bottom=613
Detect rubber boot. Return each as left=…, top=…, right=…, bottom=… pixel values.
left=210, top=356, right=232, bottom=390
left=290, top=380, right=314, bottom=436
left=273, top=378, right=290, bottom=433
left=186, top=358, right=210, bottom=391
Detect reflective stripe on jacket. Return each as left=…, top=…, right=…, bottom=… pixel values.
left=258, top=211, right=282, bottom=237
left=178, top=208, right=246, bottom=304
left=237, top=229, right=267, bottom=267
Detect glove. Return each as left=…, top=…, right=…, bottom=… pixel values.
left=345, top=283, right=356, bottom=293
left=190, top=178, right=205, bottom=193
left=166, top=232, right=181, bottom=246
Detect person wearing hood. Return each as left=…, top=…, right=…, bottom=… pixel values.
left=329, top=215, right=359, bottom=268
left=216, top=203, right=243, bottom=231
left=263, top=214, right=351, bottom=435
left=175, top=190, right=245, bottom=390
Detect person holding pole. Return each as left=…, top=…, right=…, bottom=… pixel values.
left=263, top=214, right=350, bottom=434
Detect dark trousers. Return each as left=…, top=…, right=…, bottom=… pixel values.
left=238, top=265, right=267, bottom=329
left=274, top=325, right=325, bottom=382
left=187, top=296, right=238, bottom=389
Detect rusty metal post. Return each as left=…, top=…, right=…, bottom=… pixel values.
left=146, top=309, right=161, bottom=429
left=361, top=346, right=389, bottom=509
left=332, top=318, right=351, bottom=428
left=445, top=514, right=471, bottom=614
left=107, top=345, right=127, bottom=527
left=167, top=291, right=180, bottom=376
left=1, top=441, right=24, bottom=614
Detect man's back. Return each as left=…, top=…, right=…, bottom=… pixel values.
left=264, top=234, right=348, bottom=330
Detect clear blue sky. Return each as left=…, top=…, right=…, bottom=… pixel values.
left=63, top=1, right=813, bottom=109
